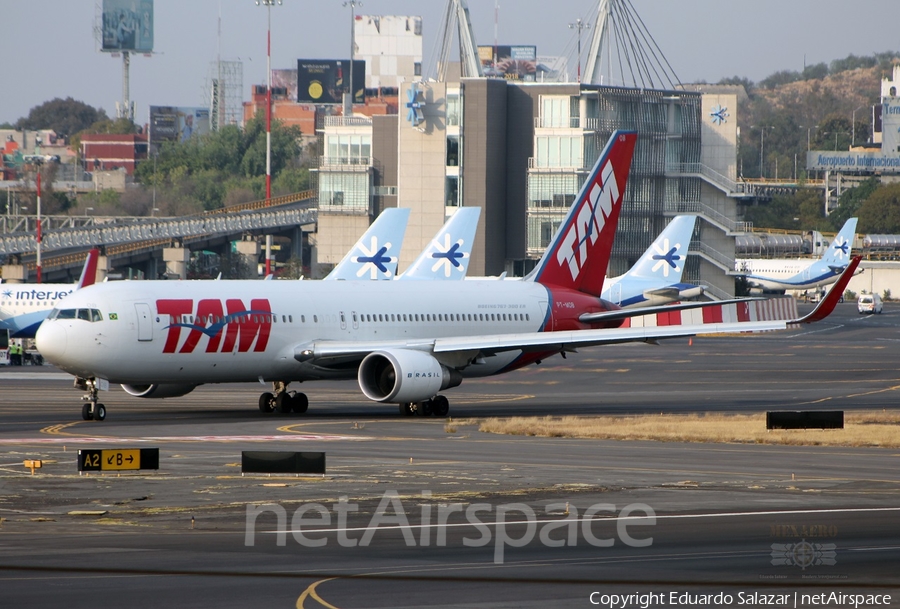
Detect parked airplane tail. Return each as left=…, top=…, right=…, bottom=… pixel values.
left=822, top=218, right=858, bottom=267
left=75, top=249, right=101, bottom=289
left=398, top=207, right=481, bottom=280
left=625, top=215, right=696, bottom=280
left=324, top=207, right=411, bottom=280
left=527, top=131, right=637, bottom=296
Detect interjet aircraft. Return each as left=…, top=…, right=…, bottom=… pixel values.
left=397, top=207, right=480, bottom=280
left=0, top=249, right=99, bottom=338
left=36, top=133, right=855, bottom=421
left=324, top=207, right=410, bottom=280
left=602, top=215, right=702, bottom=307
left=735, top=218, right=860, bottom=293
left=324, top=206, right=480, bottom=281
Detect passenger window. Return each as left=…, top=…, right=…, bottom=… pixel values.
left=526, top=314, right=530, bottom=321
left=313, top=315, right=318, bottom=323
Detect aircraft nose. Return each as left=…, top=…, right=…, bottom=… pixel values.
left=35, top=322, right=67, bottom=365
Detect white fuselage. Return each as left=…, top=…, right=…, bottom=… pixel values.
left=37, top=279, right=553, bottom=385
left=734, top=258, right=842, bottom=292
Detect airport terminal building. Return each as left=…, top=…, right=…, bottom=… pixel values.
left=316, top=77, right=744, bottom=298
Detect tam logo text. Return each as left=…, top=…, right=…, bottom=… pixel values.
left=555, top=160, right=619, bottom=281
left=157, top=298, right=272, bottom=354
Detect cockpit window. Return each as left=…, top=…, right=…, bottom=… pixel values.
left=50, top=308, right=103, bottom=322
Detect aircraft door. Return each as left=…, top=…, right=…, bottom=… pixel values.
left=538, top=299, right=552, bottom=331
left=135, top=303, right=153, bottom=341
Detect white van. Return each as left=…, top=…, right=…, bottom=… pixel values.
left=857, top=293, right=883, bottom=314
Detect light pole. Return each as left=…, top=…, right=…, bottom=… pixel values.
left=568, top=18, right=591, bottom=84
left=343, top=1, right=361, bottom=116
left=256, top=0, right=282, bottom=201
left=752, top=126, right=772, bottom=179
left=35, top=161, right=43, bottom=283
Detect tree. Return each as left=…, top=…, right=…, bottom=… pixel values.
left=812, top=114, right=852, bottom=151
left=829, top=178, right=880, bottom=229
left=15, top=98, right=108, bottom=138
left=857, top=184, right=900, bottom=233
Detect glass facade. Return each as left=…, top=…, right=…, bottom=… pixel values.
left=319, top=172, right=371, bottom=211
left=526, top=86, right=702, bottom=278
left=325, top=134, right=372, bottom=165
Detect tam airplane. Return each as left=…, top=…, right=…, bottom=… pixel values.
left=735, top=218, right=860, bottom=293
left=0, top=249, right=99, bottom=338
left=35, top=133, right=855, bottom=421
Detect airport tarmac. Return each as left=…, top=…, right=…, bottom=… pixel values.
left=1, top=303, right=899, bottom=607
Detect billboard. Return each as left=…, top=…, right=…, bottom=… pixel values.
left=807, top=151, right=900, bottom=173
left=272, top=69, right=299, bottom=101
left=478, top=45, right=537, bottom=81
left=297, top=60, right=366, bottom=104
left=101, top=0, right=154, bottom=53
left=149, top=107, right=210, bottom=148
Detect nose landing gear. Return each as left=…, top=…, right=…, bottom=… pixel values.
left=76, top=377, right=107, bottom=421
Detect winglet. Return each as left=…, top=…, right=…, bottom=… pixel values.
left=398, top=207, right=481, bottom=280
left=75, top=249, right=100, bottom=289
left=791, top=255, right=861, bottom=324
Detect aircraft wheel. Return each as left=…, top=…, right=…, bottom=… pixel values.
left=291, top=392, right=309, bottom=414
left=259, top=392, right=274, bottom=413
left=93, top=404, right=106, bottom=422
left=81, top=404, right=92, bottom=421
left=399, top=403, right=415, bottom=416
left=431, top=395, right=450, bottom=417
left=416, top=400, right=433, bottom=417
left=275, top=393, right=292, bottom=414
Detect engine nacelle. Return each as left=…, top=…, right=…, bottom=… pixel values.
left=121, top=383, right=198, bottom=399
left=358, top=349, right=462, bottom=403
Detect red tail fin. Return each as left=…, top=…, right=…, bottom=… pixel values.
left=76, top=249, right=100, bottom=289
left=527, top=131, right=637, bottom=296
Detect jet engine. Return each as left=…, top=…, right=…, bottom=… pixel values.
left=121, top=384, right=198, bottom=399
left=358, top=349, right=462, bottom=403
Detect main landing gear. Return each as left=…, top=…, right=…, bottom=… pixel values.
left=259, top=381, right=309, bottom=415
left=399, top=395, right=450, bottom=417
left=76, top=377, right=106, bottom=421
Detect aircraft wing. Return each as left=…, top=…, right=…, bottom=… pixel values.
left=294, top=319, right=788, bottom=365
left=294, top=257, right=859, bottom=366
left=578, top=297, right=765, bottom=324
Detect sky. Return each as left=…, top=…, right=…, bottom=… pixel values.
left=2, top=0, right=898, bottom=126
